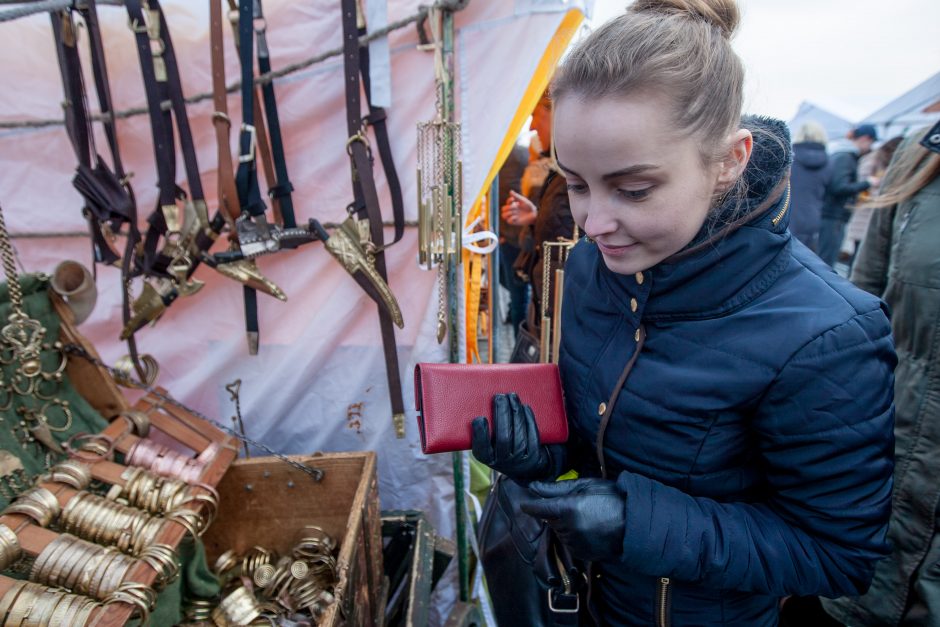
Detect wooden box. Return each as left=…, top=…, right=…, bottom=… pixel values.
left=203, top=452, right=385, bottom=627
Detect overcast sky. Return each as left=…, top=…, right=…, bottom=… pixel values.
left=588, top=0, right=940, bottom=123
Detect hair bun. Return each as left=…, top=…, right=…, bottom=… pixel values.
left=629, top=0, right=740, bottom=39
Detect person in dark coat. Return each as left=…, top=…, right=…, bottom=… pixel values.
left=818, top=123, right=878, bottom=266
left=789, top=121, right=831, bottom=252
left=823, top=125, right=940, bottom=626
left=471, top=0, right=896, bottom=624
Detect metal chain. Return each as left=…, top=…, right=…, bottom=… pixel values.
left=0, top=204, right=24, bottom=316
left=61, top=343, right=324, bottom=481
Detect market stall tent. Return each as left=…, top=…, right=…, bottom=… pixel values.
left=0, top=0, right=588, bottom=616
left=859, top=69, right=940, bottom=140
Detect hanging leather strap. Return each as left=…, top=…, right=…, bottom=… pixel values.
left=341, top=0, right=406, bottom=436
left=210, top=0, right=239, bottom=224
left=252, top=0, right=296, bottom=229
left=127, top=0, right=214, bottom=281
left=50, top=8, right=128, bottom=267
left=596, top=324, right=646, bottom=480
left=52, top=2, right=150, bottom=382
left=358, top=33, right=404, bottom=248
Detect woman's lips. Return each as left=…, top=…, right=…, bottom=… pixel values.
left=596, top=241, right=638, bottom=257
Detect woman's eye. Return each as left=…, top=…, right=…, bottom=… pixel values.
left=618, top=187, right=653, bottom=201
left=566, top=183, right=588, bottom=195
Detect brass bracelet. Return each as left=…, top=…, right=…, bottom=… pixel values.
left=0, top=522, right=22, bottom=570
left=0, top=580, right=27, bottom=625
left=6, top=581, right=40, bottom=627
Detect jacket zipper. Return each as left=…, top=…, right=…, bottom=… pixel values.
left=656, top=577, right=671, bottom=627
left=771, top=183, right=792, bottom=226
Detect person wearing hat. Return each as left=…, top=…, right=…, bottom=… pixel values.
left=818, top=123, right=880, bottom=267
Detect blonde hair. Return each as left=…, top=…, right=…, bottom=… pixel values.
left=862, top=138, right=940, bottom=209
left=794, top=122, right=828, bottom=144
left=552, top=0, right=744, bottom=159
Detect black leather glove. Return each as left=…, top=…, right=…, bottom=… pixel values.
left=520, top=478, right=625, bottom=562
left=471, top=393, right=559, bottom=482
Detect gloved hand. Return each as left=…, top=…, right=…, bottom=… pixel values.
left=520, top=478, right=625, bottom=562
left=471, top=393, right=559, bottom=482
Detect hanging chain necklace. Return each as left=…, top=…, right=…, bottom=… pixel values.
left=417, top=8, right=462, bottom=344
left=0, top=203, right=72, bottom=455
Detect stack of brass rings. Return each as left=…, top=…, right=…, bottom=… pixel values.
left=210, top=586, right=263, bottom=626
left=0, top=522, right=23, bottom=570
left=182, top=596, right=215, bottom=623
left=62, top=433, right=115, bottom=464
left=1, top=487, right=61, bottom=527
left=29, top=534, right=138, bottom=600
left=112, top=465, right=219, bottom=525
left=210, top=528, right=340, bottom=622
left=103, top=581, right=158, bottom=625
left=124, top=439, right=211, bottom=483
left=40, top=460, right=93, bottom=490
left=58, top=491, right=160, bottom=553
left=0, top=581, right=101, bottom=625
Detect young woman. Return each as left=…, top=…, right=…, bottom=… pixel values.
left=822, top=128, right=940, bottom=625
left=471, top=0, right=896, bottom=624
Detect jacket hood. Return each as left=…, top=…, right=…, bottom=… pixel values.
left=596, top=116, right=794, bottom=321
left=793, top=142, right=828, bottom=170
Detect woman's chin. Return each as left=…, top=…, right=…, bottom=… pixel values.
left=599, top=245, right=652, bottom=276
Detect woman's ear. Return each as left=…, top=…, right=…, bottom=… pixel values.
left=715, top=129, right=753, bottom=192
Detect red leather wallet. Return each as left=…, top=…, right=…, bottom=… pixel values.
left=414, top=363, right=569, bottom=454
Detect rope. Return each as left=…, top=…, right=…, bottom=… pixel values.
left=9, top=221, right=420, bottom=239
left=0, top=1, right=449, bottom=129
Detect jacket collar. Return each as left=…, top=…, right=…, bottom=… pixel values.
left=597, top=116, right=794, bottom=322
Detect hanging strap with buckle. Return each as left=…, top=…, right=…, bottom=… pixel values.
left=50, top=0, right=156, bottom=380
left=50, top=4, right=136, bottom=268
left=341, top=0, right=406, bottom=437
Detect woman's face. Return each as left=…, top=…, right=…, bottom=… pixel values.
left=554, top=93, right=721, bottom=275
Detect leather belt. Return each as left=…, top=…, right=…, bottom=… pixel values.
left=340, top=0, right=407, bottom=437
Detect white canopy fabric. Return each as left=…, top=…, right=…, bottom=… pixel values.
left=860, top=70, right=940, bottom=140
left=0, top=0, right=588, bottom=619
left=788, top=100, right=853, bottom=143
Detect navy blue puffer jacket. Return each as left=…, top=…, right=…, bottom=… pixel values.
left=557, top=118, right=896, bottom=626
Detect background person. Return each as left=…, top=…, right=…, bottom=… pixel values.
left=823, top=126, right=940, bottom=626
left=789, top=121, right=831, bottom=252
left=819, top=124, right=879, bottom=267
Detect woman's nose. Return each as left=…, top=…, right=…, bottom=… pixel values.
left=583, top=202, right=617, bottom=239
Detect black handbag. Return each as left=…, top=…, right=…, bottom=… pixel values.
left=477, top=474, right=586, bottom=626
left=477, top=328, right=647, bottom=626
left=509, top=319, right=541, bottom=364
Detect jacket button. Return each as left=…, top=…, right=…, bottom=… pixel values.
left=630, top=298, right=638, bottom=312
left=598, top=402, right=607, bottom=416
left=634, top=329, right=641, bottom=342
left=635, top=272, right=644, bottom=285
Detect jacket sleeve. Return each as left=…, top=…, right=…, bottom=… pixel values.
left=850, top=205, right=895, bottom=297
left=614, top=308, right=896, bottom=597
left=827, top=152, right=871, bottom=197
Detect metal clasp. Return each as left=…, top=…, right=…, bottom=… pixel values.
left=547, top=589, right=579, bottom=614
left=239, top=124, right=257, bottom=163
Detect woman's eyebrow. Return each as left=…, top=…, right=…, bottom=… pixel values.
left=555, top=160, right=660, bottom=180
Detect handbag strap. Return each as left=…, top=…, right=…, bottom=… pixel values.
left=596, top=324, right=646, bottom=479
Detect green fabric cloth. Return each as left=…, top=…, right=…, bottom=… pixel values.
left=0, top=275, right=222, bottom=622
left=0, top=275, right=108, bottom=505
